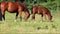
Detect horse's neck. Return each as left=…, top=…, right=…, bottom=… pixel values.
left=16, top=1, right=27, bottom=11
left=17, top=1, right=26, bottom=8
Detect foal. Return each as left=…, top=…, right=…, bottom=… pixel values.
left=31, top=5, right=52, bottom=21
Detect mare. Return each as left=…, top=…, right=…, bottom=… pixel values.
left=0, top=1, right=30, bottom=21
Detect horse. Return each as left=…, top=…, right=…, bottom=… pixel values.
left=31, top=5, right=52, bottom=21
left=0, top=1, right=30, bottom=21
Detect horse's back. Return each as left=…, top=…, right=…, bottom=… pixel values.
left=32, top=5, right=51, bottom=14
left=38, top=6, right=50, bottom=14
left=1, top=1, right=28, bottom=13
left=8, top=2, right=18, bottom=12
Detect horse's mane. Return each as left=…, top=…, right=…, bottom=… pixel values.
left=16, top=1, right=30, bottom=14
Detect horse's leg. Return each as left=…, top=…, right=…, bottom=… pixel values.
left=16, top=12, right=18, bottom=19
left=2, top=14, right=5, bottom=20
left=24, top=11, right=30, bottom=21
left=43, top=13, right=46, bottom=21
left=19, top=11, right=22, bottom=21
left=41, top=14, right=43, bottom=22
left=1, top=10, right=5, bottom=21
left=14, top=12, right=19, bottom=22
left=32, top=14, right=35, bottom=20
left=0, top=9, right=2, bottom=21
left=19, top=12, right=22, bottom=21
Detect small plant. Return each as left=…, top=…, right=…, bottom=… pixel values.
left=44, top=25, right=48, bottom=29
left=52, top=25, right=56, bottom=28
left=52, top=24, right=56, bottom=28
left=37, top=27, right=41, bottom=30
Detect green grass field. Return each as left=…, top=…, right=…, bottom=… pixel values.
left=0, top=10, right=60, bottom=34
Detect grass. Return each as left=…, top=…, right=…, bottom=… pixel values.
left=0, top=10, right=60, bottom=34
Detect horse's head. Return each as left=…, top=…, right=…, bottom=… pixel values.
left=50, top=16, right=52, bottom=21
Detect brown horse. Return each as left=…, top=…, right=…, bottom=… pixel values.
left=31, top=5, right=52, bottom=21
left=0, top=1, right=30, bottom=21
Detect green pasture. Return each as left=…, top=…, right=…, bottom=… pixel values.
left=0, top=10, right=60, bottom=34
left=0, top=0, right=60, bottom=34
